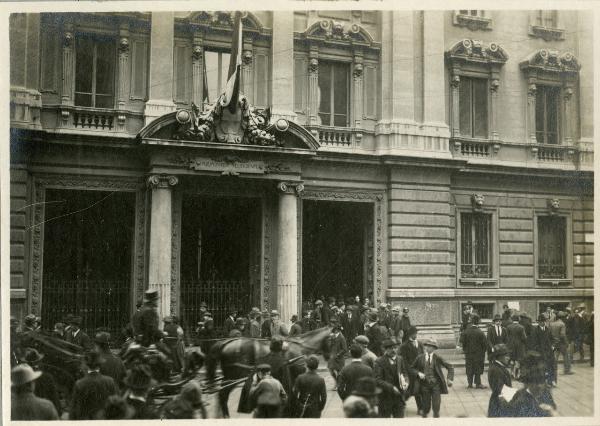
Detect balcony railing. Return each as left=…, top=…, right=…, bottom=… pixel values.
left=535, top=144, right=575, bottom=162
left=452, top=138, right=499, bottom=158
left=308, top=125, right=361, bottom=149
left=39, top=104, right=145, bottom=135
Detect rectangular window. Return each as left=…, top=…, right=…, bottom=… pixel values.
left=41, top=31, right=59, bottom=92
left=319, top=61, right=349, bottom=127
left=364, top=65, right=377, bottom=118
left=75, top=36, right=116, bottom=108
left=254, top=53, right=268, bottom=107
left=205, top=50, right=231, bottom=104
left=537, top=216, right=566, bottom=279
left=536, top=85, right=560, bottom=144
left=131, top=40, right=148, bottom=100
left=459, top=77, right=488, bottom=138
left=536, top=10, right=557, bottom=27
left=461, top=302, right=494, bottom=321
left=459, top=10, right=485, bottom=17
left=461, top=213, right=492, bottom=278
left=174, top=44, right=191, bottom=103
left=294, top=58, right=306, bottom=113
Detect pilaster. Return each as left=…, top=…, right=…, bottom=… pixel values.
left=271, top=11, right=297, bottom=122
left=307, top=47, right=320, bottom=127
left=191, top=31, right=204, bottom=107
left=117, top=28, right=131, bottom=110
left=242, top=37, right=254, bottom=104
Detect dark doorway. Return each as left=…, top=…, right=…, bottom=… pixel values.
left=180, top=196, right=261, bottom=334
left=42, top=189, right=135, bottom=336
left=302, top=200, right=373, bottom=309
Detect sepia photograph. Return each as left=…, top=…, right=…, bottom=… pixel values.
left=4, top=2, right=597, bottom=422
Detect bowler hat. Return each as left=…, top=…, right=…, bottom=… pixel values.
left=382, top=338, right=399, bottom=348
left=144, top=289, right=159, bottom=301
left=402, top=307, right=409, bottom=313
left=124, top=365, right=153, bottom=390
left=406, top=326, right=418, bottom=337
left=352, top=377, right=382, bottom=397
left=537, top=314, right=548, bottom=323
left=257, top=363, right=272, bottom=372
left=21, top=348, right=44, bottom=364
left=493, top=314, right=502, bottom=321
left=422, top=338, right=439, bottom=349
left=11, top=364, right=42, bottom=387
left=94, top=332, right=111, bottom=345
left=492, top=343, right=509, bottom=357
left=354, top=335, right=369, bottom=345
left=24, top=314, right=37, bottom=327
left=270, top=310, right=280, bottom=317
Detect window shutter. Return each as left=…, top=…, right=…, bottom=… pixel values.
left=294, top=57, right=306, bottom=113
left=363, top=65, right=377, bottom=118
left=459, top=79, right=472, bottom=137
left=131, top=40, right=148, bottom=100
left=41, top=31, right=59, bottom=92
left=174, top=44, right=190, bottom=103
left=254, top=53, right=268, bottom=107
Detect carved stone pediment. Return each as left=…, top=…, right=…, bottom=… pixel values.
left=520, top=49, right=580, bottom=74
left=446, top=39, right=508, bottom=66
left=297, top=19, right=379, bottom=50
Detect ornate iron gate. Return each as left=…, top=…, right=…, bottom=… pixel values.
left=42, top=278, right=130, bottom=337
left=180, top=279, right=253, bottom=335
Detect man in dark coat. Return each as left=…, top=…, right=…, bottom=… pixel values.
left=70, top=351, right=119, bottom=420
left=487, top=344, right=512, bottom=417
left=161, top=380, right=207, bottom=419
left=399, top=325, right=424, bottom=415
left=506, top=314, right=527, bottom=376
left=132, top=289, right=162, bottom=347
left=460, top=314, right=488, bottom=389
left=487, top=314, right=508, bottom=361
left=366, top=312, right=389, bottom=356
left=327, top=319, right=348, bottom=391
left=21, top=348, right=61, bottom=416
left=123, top=365, right=158, bottom=419
left=549, top=311, right=572, bottom=375
left=398, top=308, right=412, bottom=343
left=310, top=300, right=325, bottom=328
left=373, top=338, right=408, bottom=417
left=224, top=308, right=237, bottom=337
left=410, top=339, right=454, bottom=418
left=67, top=316, right=93, bottom=350
left=292, top=355, right=327, bottom=417
left=501, top=305, right=512, bottom=328
left=507, top=351, right=557, bottom=417
left=532, top=314, right=555, bottom=386
left=94, top=332, right=126, bottom=389
left=11, top=364, right=59, bottom=420
left=289, top=315, right=303, bottom=337
left=341, top=305, right=360, bottom=342
left=256, top=337, right=293, bottom=403
left=337, top=344, right=374, bottom=400
left=323, top=297, right=336, bottom=327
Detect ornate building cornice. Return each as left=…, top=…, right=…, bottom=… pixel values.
left=295, top=19, right=380, bottom=51
left=519, top=49, right=580, bottom=76
left=446, top=39, right=508, bottom=67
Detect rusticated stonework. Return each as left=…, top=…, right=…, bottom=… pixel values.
left=29, top=175, right=144, bottom=315
left=302, top=190, right=385, bottom=305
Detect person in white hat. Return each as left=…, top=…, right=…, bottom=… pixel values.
left=11, top=363, right=59, bottom=420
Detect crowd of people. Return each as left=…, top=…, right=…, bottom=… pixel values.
left=9, top=291, right=595, bottom=420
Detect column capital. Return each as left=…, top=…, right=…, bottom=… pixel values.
left=118, top=37, right=130, bottom=54
left=147, top=175, right=179, bottom=189
left=277, top=181, right=304, bottom=196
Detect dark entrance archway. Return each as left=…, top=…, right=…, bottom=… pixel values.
left=301, top=200, right=373, bottom=310
left=180, top=196, right=262, bottom=334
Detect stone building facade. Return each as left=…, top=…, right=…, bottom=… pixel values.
left=9, top=10, right=593, bottom=345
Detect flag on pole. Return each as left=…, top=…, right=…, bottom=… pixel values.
left=221, top=11, right=243, bottom=114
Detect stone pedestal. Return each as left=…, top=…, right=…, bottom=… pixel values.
left=147, top=175, right=178, bottom=323
left=145, top=12, right=176, bottom=125
left=276, top=182, right=303, bottom=323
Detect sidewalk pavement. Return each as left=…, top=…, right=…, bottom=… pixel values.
left=221, top=362, right=594, bottom=418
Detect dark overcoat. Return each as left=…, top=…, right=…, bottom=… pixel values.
left=373, top=355, right=408, bottom=409
left=487, top=361, right=512, bottom=417
left=12, top=392, right=58, bottom=421
left=410, top=353, right=454, bottom=395
left=327, top=332, right=348, bottom=372
left=337, top=360, right=374, bottom=400
left=399, top=339, right=424, bottom=396
left=486, top=324, right=508, bottom=357
left=506, top=322, right=527, bottom=362
left=460, top=325, right=487, bottom=374
left=69, top=371, right=118, bottom=420
left=292, top=370, right=327, bottom=418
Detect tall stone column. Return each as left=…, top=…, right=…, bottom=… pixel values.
left=450, top=73, right=461, bottom=138
left=191, top=31, right=204, bottom=108
left=117, top=32, right=130, bottom=109
left=307, top=48, right=319, bottom=126
left=490, top=77, right=500, bottom=141
left=352, top=56, right=364, bottom=129
left=61, top=28, right=75, bottom=106
left=147, top=175, right=178, bottom=322
left=527, top=81, right=537, bottom=143
left=271, top=11, right=296, bottom=121
left=276, top=181, right=303, bottom=324
left=563, top=84, right=574, bottom=145
left=145, top=12, right=176, bottom=125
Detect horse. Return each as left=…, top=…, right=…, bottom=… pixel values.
left=204, top=327, right=332, bottom=417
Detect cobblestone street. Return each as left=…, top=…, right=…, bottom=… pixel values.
left=220, top=361, right=594, bottom=418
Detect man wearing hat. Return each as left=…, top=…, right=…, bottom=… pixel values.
left=573, top=303, right=588, bottom=362
left=532, top=314, right=556, bottom=386
left=310, top=299, right=325, bottom=328
left=549, top=311, right=572, bottom=375
left=132, top=289, right=162, bottom=347
left=398, top=307, right=412, bottom=343
left=366, top=311, right=389, bottom=356
left=341, top=304, right=360, bottom=342
left=224, top=307, right=237, bottom=336
left=289, top=314, right=303, bottom=337
left=94, top=332, right=126, bottom=389
left=354, top=335, right=377, bottom=368
left=67, top=316, right=93, bottom=350
left=487, top=314, right=508, bottom=362
left=410, top=338, right=454, bottom=418
left=506, top=314, right=527, bottom=377
left=506, top=351, right=557, bottom=417
left=292, top=355, right=327, bottom=417
left=20, top=348, right=61, bottom=415
left=270, top=310, right=289, bottom=337
left=11, top=363, right=59, bottom=420
left=249, top=364, right=288, bottom=418
left=327, top=318, right=348, bottom=391
left=123, top=364, right=158, bottom=419
left=460, top=314, right=488, bottom=389
left=373, top=337, right=408, bottom=417
left=229, top=317, right=246, bottom=337
left=70, top=350, right=119, bottom=419
left=399, top=326, right=424, bottom=414
left=337, top=344, right=374, bottom=401
left=487, top=344, right=512, bottom=417
left=350, top=376, right=382, bottom=417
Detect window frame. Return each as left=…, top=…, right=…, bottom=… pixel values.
left=74, top=33, right=117, bottom=109
left=533, top=211, right=572, bottom=286
left=459, top=301, right=496, bottom=324
left=318, top=59, right=351, bottom=128
left=535, top=84, right=561, bottom=145
left=529, top=10, right=564, bottom=41
left=456, top=206, right=499, bottom=287
left=537, top=300, right=571, bottom=320
left=458, top=76, right=489, bottom=139
left=452, top=10, right=493, bottom=31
